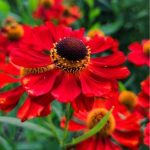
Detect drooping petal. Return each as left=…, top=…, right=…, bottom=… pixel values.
left=0, top=86, right=24, bottom=112
left=51, top=74, right=81, bottom=102
left=80, top=70, right=116, bottom=97
left=17, top=93, right=53, bottom=121
left=72, top=94, right=94, bottom=112
left=22, top=70, right=61, bottom=96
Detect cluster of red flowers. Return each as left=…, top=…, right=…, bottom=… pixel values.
left=0, top=0, right=149, bottom=149
left=33, top=0, right=81, bottom=26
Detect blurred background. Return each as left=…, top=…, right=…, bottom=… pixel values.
left=0, top=0, right=149, bottom=149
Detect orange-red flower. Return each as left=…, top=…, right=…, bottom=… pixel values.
left=128, top=40, right=150, bottom=67
left=144, top=122, right=150, bottom=147
left=61, top=95, right=141, bottom=150
left=10, top=22, right=129, bottom=103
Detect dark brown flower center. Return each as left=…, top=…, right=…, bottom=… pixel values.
left=56, top=37, right=88, bottom=61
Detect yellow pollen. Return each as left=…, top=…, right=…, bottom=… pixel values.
left=143, top=40, right=150, bottom=55
left=86, top=108, right=115, bottom=136
left=87, top=29, right=105, bottom=38
left=50, top=41, right=91, bottom=74
left=0, top=98, right=6, bottom=104
left=119, top=90, right=137, bottom=110
left=20, top=64, right=55, bottom=76
left=4, top=22, right=24, bottom=40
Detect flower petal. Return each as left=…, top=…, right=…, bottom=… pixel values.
left=51, top=74, right=81, bottom=102
left=112, top=130, right=141, bottom=148
left=72, top=94, right=94, bottom=112
left=80, top=70, right=116, bottom=97
left=17, top=94, right=53, bottom=121
left=0, top=73, right=19, bottom=88
left=22, top=70, right=60, bottom=96
left=128, top=52, right=147, bottom=66
left=91, top=52, right=126, bottom=67
left=61, top=117, right=86, bottom=131
left=128, top=42, right=142, bottom=52
left=0, top=86, right=24, bottom=112
left=89, top=65, right=130, bottom=79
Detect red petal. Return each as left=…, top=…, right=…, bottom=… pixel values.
left=112, top=130, right=141, bottom=148
left=0, top=86, right=24, bottom=112
left=72, top=94, right=94, bottom=112
left=138, top=92, right=149, bottom=108
left=0, top=73, right=19, bottom=88
left=128, top=52, right=147, bottom=66
left=76, top=137, right=96, bottom=150
left=128, top=42, right=142, bottom=52
left=0, top=63, right=19, bottom=76
left=22, top=70, right=60, bottom=96
left=80, top=70, right=116, bottom=97
left=91, top=52, right=126, bottom=67
left=116, top=113, right=140, bottom=131
left=88, top=36, right=118, bottom=54
left=51, top=74, right=81, bottom=102
left=89, top=65, right=130, bottom=79
left=17, top=94, right=53, bottom=121
left=61, top=117, right=86, bottom=131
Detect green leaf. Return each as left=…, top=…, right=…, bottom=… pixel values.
left=66, top=107, right=114, bottom=147
left=0, top=136, right=12, bottom=150
left=0, top=0, right=10, bottom=15
left=0, top=117, right=52, bottom=136
left=28, top=0, right=38, bottom=11
left=85, top=0, right=94, bottom=8
left=51, top=100, right=63, bottom=119
left=119, top=82, right=126, bottom=91
left=89, top=8, right=101, bottom=22
left=101, top=16, right=123, bottom=34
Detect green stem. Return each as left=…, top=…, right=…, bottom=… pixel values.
left=61, top=103, right=71, bottom=149
left=46, top=114, right=60, bottom=143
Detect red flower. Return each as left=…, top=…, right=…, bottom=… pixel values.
left=136, top=77, right=150, bottom=118
left=0, top=20, right=31, bottom=56
left=59, top=6, right=81, bottom=26
left=128, top=40, right=150, bottom=67
left=0, top=55, right=53, bottom=121
left=144, top=122, right=150, bottom=147
left=10, top=23, right=129, bottom=103
left=61, top=95, right=141, bottom=149
left=33, top=0, right=64, bottom=22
